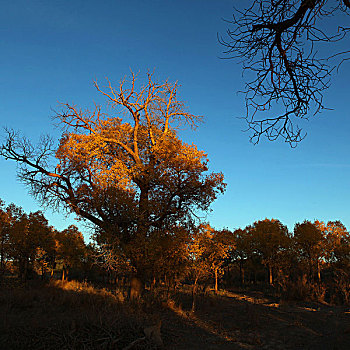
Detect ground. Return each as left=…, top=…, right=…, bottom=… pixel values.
left=0, top=277, right=349, bottom=349
left=164, top=290, right=350, bottom=349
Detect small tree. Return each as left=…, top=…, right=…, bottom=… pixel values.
left=188, top=224, right=231, bottom=310
left=205, top=227, right=232, bottom=293
left=293, top=220, right=325, bottom=283
left=145, top=225, right=190, bottom=292
left=229, top=227, right=253, bottom=285
left=34, top=226, right=56, bottom=279
left=188, top=226, right=211, bottom=311
left=8, top=210, right=52, bottom=281
left=322, top=221, right=350, bottom=303
left=324, top=221, right=349, bottom=263
left=249, top=219, right=290, bottom=285
left=0, top=199, right=11, bottom=273
left=55, top=225, right=86, bottom=281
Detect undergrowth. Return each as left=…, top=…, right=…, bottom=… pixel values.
left=0, top=279, right=160, bottom=350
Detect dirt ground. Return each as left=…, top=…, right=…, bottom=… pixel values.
left=163, top=290, right=350, bottom=350
left=0, top=278, right=349, bottom=350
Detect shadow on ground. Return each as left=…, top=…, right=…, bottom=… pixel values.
left=1, top=278, right=349, bottom=349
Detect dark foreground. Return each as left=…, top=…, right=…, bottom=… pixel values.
left=1, top=278, right=349, bottom=350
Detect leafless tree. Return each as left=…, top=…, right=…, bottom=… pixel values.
left=220, top=0, right=350, bottom=146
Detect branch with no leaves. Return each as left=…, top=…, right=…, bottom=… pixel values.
left=220, top=0, right=350, bottom=145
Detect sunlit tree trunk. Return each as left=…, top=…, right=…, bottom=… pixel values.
left=192, top=275, right=199, bottom=312
left=214, top=267, right=218, bottom=293
left=317, top=260, right=321, bottom=283
left=62, top=265, right=69, bottom=281
left=151, top=276, right=156, bottom=291
left=269, top=264, right=273, bottom=285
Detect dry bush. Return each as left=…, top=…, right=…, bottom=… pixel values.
left=280, top=277, right=327, bottom=303
left=328, top=270, right=350, bottom=305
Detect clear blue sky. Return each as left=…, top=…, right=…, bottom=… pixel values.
left=1, top=0, right=350, bottom=238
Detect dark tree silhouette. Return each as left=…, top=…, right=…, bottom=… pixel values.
left=55, top=225, right=86, bottom=281
left=249, top=219, right=290, bottom=285
left=220, top=0, right=350, bottom=145
left=294, top=220, right=325, bottom=282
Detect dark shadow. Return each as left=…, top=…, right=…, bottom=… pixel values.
left=0, top=278, right=242, bottom=350
left=168, top=287, right=350, bottom=350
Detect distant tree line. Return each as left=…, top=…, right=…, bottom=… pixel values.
left=224, top=219, right=350, bottom=305
left=2, top=197, right=348, bottom=305
left=0, top=199, right=86, bottom=281
left=92, top=217, right=350, bottom=306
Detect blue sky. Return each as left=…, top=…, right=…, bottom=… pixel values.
left=1, top=0, right=350, bottom=238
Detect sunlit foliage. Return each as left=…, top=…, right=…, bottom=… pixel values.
left=0, top=72, right=226, bottom=282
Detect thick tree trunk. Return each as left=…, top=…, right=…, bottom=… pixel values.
left=137, top=184, right=150, bottom=238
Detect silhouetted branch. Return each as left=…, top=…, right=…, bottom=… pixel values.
left=220, top=0, right=350, bottom=145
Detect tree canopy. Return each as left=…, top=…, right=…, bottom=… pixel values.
left=0, top=72, right=226, bottom=279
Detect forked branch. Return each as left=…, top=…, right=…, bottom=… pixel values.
left=220, top=0, right=350, bottom=145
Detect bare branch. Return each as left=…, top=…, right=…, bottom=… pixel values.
left=220, top=0, right=350, bottom=145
